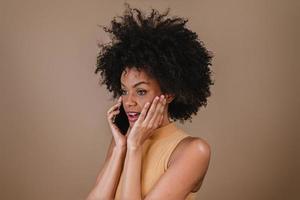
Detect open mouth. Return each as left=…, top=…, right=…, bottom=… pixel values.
left=126, top=112, right=140, bottom=122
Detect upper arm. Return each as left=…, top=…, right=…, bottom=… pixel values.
left=144, top=138, right=211, bottom=200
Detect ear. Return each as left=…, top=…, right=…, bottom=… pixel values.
left=165, top=94, right=175, bottom=104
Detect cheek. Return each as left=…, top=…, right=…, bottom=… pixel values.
left=141, top=95, right=158, bottom=108
left=138, top=101, right=149, bottom=110
left=138, top=96, right=155, bottom=109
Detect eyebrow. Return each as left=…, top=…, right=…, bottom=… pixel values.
left=121, top=81, right=150, bottom=88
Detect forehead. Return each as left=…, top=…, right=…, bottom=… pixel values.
left=121, top=67, right=152, bottom=84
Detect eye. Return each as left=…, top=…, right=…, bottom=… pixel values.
left=137, top=89, right=147, bottom=96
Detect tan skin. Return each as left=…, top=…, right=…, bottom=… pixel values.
left=105, top=67, right=211, bottom=199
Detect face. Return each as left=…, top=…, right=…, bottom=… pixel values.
left=120, top=67, right=169, bottom=127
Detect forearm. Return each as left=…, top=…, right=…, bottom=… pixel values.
left=119, top=146, right=143, bottom=200
left=95, top=140, right=117, bottom=184
left=86, top=146, right=127, bottom=200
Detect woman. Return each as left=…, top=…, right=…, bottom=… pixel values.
left=86, top=4, right=214, bottom=200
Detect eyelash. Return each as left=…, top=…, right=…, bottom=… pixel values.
left=120, top=89, right=147, bottom=96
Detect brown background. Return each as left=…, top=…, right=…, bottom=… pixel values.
left=0, top=0, right=299, bottom=199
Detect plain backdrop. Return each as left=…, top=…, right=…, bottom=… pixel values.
left=0, top=0, right=299, bottom=199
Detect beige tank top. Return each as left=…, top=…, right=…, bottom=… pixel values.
left=114, top=122, right=197, bottom=200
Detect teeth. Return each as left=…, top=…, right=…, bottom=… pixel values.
left=128, top=112, right=140, bottom=117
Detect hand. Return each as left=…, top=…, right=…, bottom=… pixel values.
left=127, top=95, right=167, bottom=149
left=107, top=96, right=127, bottom=148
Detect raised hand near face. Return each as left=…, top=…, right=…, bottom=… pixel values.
left=127, top=95, right=167, bottom=149
left=107, top=96, right=127, bottom=148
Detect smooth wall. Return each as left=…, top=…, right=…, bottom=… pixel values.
left=1, top=0, right=299, bottom=199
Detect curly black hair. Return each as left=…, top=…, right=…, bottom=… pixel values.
left=95, top=4, right=214, bottom=123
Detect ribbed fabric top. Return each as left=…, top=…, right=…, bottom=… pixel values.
left=114, top=122, right=197, bottom=200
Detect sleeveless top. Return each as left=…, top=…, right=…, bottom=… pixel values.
left=114, top=122, right=197, bottom=200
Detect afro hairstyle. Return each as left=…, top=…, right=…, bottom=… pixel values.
left=95, top=4, right=214, bottom=123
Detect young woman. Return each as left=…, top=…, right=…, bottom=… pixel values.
left=86, top=4, right=214, bottom=200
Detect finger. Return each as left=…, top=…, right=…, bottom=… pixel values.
left=137, top=102, right=151, bottom=123
left=149, top=96, right=166, bottom=127
left=148, top=97, right=163, bottom=126
left=158, top=113, right=164, bottom=125
left=108, top=102, right=121, bottom=113
left=108, top=110, right=120, bottom=121
left=117, top=96, right=122, bottom=103
left=107, top=101, right=121, bottom=115
left=143, top=96, right=160, bottom=124
left=108, top=110, right=120, bottom=124
left=156, top=97, right=166, bottom=126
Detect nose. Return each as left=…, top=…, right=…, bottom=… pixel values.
left=124, top=93, right=137, bottom=108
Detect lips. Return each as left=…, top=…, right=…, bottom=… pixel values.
left=126, top=112, right=140, bottom=122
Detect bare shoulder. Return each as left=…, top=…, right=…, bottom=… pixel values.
left=167, top=136, right=211, bottom=192
left=144, top=136, right=211, bottom=198
left=168, top=136, right=211, bottom=168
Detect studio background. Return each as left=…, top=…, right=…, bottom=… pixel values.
left=0, top=0, right=299, bottom=199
